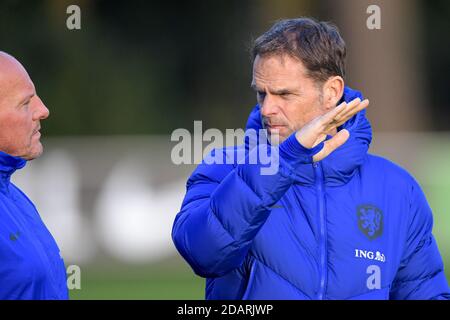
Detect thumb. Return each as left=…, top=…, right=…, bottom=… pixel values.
left=312, top=129, right=350, bottom=162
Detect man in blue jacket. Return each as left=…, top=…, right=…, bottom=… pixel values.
left=172, top=18, right=450, bottom=299
left=0, top=51, right=68, bottom=299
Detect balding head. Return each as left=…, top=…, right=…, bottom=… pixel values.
left=0, top=51, right=27, bottom=72
left=0, top=51, right=49, bottom=160
left=0, top=52, right=34, bottom=106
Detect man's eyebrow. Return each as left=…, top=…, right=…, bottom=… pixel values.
left=251, top=84, right=297, bottom=95
left=271, top=88, right=293, bottom=95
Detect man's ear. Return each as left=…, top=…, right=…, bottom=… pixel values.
left=323, top=76, right=344, bottom=109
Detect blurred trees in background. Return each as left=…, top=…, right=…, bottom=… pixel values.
left=0, top=0, right=449, bottom=136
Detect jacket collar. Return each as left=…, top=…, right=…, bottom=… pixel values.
left=245, top=86, right=372, bottom=186
left=0, top=150, right=27, bottom=187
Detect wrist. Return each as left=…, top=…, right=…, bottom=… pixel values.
left=279, top=133, right=324, bottom=164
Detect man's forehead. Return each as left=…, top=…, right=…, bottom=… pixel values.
left=0, top=53, right=35, bottom=98
left=252, top=54, right=306, bottom=84
left=254, top=53, right=306, bottom=71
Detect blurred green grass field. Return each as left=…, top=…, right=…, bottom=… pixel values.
left=69, top=256, right=204, bottom=300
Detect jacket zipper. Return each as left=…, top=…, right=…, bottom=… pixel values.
left=314, top=161, right=327, bottom=300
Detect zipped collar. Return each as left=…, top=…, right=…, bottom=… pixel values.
left=0, top=150, right=27, bottom=189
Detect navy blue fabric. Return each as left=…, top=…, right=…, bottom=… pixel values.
left=172, top=86, right=450, bottom=300
left=0, top=151, right=68, bottom=300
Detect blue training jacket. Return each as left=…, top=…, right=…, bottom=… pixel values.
left=0, top=151, right=68, bottom=299
left=172, top=86, right=450, bottom=300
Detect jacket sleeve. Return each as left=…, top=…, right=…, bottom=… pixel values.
left=172, top=134, right=322, bottom=278
left=390, top=178, right=450, bottom=300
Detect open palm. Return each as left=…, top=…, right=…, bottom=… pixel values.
left=295, top=98, right=370, bottom=162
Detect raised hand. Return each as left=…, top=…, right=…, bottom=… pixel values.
left=294, top=98, right=370, bottom=162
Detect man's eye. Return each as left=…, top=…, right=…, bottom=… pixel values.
left=257, top=91, right=266, bottom=99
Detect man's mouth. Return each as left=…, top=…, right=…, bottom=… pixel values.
left=33, top=127, right=41, bottom=136
left=266, top=124, right=286, bottom=132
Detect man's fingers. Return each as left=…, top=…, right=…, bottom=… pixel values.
left=324, top=99, right=369, bottom=132
left=321, top=100, right=348, bottom=124
left=296, top=98, right=366, bottom=153
left=311, top=133, right=327, bottom=148
left=296, top=102, right=346, bottom=148
left=312, top=129, right=350, bottom=162
left=337, top=99, right=369, bottom=122
left=331, top=97, right=361, bottom=123
left=320, top=97, right=360, bottom=131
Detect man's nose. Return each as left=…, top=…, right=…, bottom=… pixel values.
left=260, top=94, right=279, bottom=117
left=32, top=95, right=50, bottom=120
